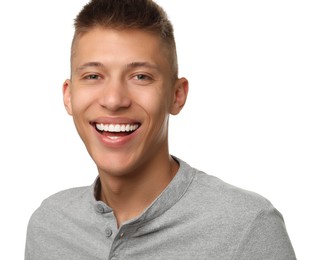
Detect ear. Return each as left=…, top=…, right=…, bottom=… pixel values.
left=63, top=79, right=73, bottom=115
left=170, top=77, right=189, bottom=115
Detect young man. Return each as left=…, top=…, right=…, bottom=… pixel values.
left=25, top=0, right=296, bottom=259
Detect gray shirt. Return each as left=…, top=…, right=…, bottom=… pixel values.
left=25, top=158, right=296, bottom=259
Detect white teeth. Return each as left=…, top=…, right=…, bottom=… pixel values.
left=95, top=123, right=139, bottom=132
left=108, top=136, right=121, bottom=140
left=96, top=123, right=104, bottom=131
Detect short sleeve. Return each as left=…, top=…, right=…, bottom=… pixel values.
left=232, top=207, right=296, bottom=260
left=25, top=212, right=38, bottom=260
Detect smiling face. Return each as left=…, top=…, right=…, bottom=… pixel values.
left=63, top=27, right=188, bottom=177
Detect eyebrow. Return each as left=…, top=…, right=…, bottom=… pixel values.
left=126, top=62, right=160, bottom=71
left=75, top=61, right=160, bottom=74
left=75, top=62, right=105, bottom=73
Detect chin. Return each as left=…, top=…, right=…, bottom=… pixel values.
left=93, top=153, right=139, bottom=177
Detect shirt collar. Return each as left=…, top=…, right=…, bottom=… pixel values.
left=89, top=157, right=196, bottom=225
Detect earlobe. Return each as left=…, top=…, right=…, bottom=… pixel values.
left=170, top=77, right=189, bottom=115
left=63, top=79, right=73, bottom=116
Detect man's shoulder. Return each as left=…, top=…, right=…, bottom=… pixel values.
left=177, top=158, right=272, bottom=212
left=28, top=185, right=92, bottom=228
left=42, top=185, right=90, bottom=209
left=187, top=168, right=276, bottom=218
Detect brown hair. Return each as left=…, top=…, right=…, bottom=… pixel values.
left=71, top=0, right=178, bottom=78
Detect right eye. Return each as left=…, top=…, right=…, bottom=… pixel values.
left=83, top=74, right=101, bottom=80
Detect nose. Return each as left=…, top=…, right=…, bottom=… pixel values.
left=99, top=79, right=131, bottom=111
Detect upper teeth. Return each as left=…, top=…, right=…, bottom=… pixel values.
left=96, top=123, right=139, bottom=132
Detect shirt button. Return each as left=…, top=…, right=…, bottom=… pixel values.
left=120, top=232, right=124, bottom=238
left=105, top=228, right=113, bottom=237
left=110, top=256, right=118, bottom=260
left=95, top=203, right=106, bottom=214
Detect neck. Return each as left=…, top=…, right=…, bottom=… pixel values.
left=98, top=155, right=179, bottom=227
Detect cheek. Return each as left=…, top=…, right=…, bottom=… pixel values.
left=134, top=88, right=170, bottom=119
left=134, top=89, right=171, bottom=143
left=70, top=88, right=95, bottom=115
left=69, top=89, right=97, bottom=138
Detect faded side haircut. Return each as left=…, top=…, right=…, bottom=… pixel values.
left=71, top=0, right=178, bottom=78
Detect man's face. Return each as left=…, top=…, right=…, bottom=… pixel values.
left=63, top=27, right=187, bottom=176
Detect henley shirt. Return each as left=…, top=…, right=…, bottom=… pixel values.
left=25, top=157, right=296, bottom=260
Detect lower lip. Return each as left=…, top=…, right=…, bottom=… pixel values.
left=93, top=126, right=139, bottom=148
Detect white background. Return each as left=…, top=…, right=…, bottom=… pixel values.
left=0, top=0, right=319, bottom=259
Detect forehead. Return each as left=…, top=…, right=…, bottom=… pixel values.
left=72, top=27, right=168, bottom=64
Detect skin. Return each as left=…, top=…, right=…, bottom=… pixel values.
left=63, top=27, right=188, bottom=226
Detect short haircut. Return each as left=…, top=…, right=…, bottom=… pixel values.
left=71, top=0, right=178, bottom=78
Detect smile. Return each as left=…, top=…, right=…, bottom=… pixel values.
left=94, top=123, right=141, bottom=141
left=95, top=123, right=140, bottom=133
left=91, top=120, right=142, bottom=144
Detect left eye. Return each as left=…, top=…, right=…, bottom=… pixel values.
left=134, top=74, right=151, bottom=80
